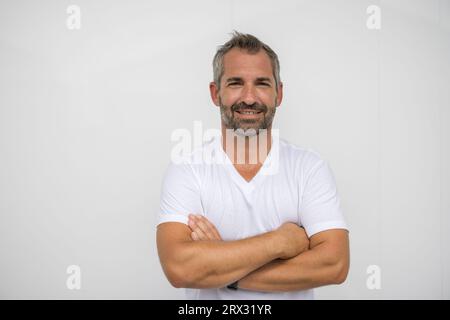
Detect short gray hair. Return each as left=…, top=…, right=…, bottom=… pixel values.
left=213, top=31, right=281, bottom=90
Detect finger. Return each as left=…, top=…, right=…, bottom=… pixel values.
left=204, top=218, right=221, bottom=239
left=191, top=231, right=199, bottom=241
left=188, top=214, right=197, bottom=227
left=189, top=218, right=208, bottom=240
left=194, top=215, right=217, bottom=240
left=197, top=215, right=222, bottom=240
left=188, top=215, right=209, bottom=241
left=188, top=216, right=197, bottom=230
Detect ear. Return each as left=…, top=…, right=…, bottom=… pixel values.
left=276, top=82, right=283, bottom=107
left=209, top=82, right=220, bottom=106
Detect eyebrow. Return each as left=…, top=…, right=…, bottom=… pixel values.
left=255, top=77, right=272, bottom=83
left=225, top=77, right=273, bottom=83
left=226, top=77, right=243, bottom=83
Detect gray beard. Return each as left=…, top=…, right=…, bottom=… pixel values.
left=219, top=103, right=276, bottom=135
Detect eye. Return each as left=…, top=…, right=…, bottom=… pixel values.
left=228, top=82, right=242, bottom=87
left=257, top=82, right=271, bottom=87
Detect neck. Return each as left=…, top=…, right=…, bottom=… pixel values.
left=220, top=125, right=272, bottom=166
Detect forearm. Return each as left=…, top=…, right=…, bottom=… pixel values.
left=238, top=241, right=349, bottom=292
left=169, top=231, right=283, bottom=289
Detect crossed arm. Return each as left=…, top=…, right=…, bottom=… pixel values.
left=156, top=214, right=349, bottom=292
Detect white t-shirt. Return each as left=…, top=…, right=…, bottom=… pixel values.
left=157, top=134, right=348, bottom=300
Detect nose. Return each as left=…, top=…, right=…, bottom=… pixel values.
left=241, top=84, right=258, bottom=105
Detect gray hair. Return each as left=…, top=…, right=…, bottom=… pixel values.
left=212, top=31, right=281, bottom=91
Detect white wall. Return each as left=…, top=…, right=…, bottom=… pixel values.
left=0, top=0, right=449, bottom=299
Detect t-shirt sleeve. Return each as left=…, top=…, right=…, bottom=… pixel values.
left=299, top=158, right=348, bottom=238
left=157, top=161, right=203, bottom=226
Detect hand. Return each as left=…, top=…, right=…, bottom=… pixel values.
left=275, top=222, right=310, bottom=259
left=188, top=214, right=222, bottom=241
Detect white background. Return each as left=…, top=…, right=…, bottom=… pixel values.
left=0, top=0, right=449, bottom=299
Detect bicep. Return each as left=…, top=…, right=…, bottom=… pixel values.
left=156, top=222, right=194, bottom=286
left=158, top=162, right=203, bottom=226
left=309, top=229, right=350, bottom=265
left=157, top=222, right=192, bottom=264
left=299, top=158, right=348, bottom=238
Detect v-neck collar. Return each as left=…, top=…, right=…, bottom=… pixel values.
left=213, top=132, right=280, bottom=194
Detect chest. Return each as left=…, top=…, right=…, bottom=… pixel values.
left=200, top=170, right=300, bottom=240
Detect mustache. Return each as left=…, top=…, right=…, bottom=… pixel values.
left=231, top=102, right=267, bottom=113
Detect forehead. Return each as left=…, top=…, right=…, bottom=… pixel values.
left=222, top=48, right=274, bottom=79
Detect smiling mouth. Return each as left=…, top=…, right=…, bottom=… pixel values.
left=235, top=110, right=263, bottom=115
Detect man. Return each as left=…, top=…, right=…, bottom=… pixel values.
left=156, top=31, right=349, bottom=299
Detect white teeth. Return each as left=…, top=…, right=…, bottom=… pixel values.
left=241, top=111, right=257, bottom=114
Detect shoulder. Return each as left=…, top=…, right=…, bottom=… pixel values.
left=278, top=138, right=326, bottom=175
left=163, top=136, right=219, bottom=185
